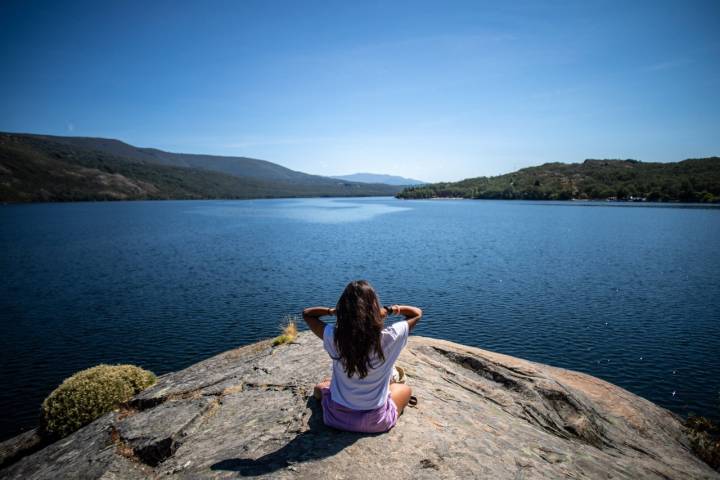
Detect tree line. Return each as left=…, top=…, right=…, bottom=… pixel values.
left=397, top=158, right=720, bottom=203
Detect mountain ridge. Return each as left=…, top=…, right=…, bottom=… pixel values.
left=0, top=132, right=401, bottom=202
left=331, top=172, right=425, bottom=185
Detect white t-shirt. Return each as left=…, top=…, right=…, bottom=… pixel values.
left=323, top=320, right=409, bottom=410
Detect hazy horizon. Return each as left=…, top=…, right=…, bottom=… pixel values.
left=2, top=0, right=719, bottom=182
left=4, top=128, right=717, bottom=186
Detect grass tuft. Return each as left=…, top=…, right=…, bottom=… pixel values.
left=272, top=316, right=298, bottom=346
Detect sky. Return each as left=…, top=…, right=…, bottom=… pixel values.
left=1, top=1, right=719, bottom=182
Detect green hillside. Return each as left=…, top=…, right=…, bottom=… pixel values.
left=397, top=158, right=720, bottom=203
left=0, top=133, right=400, bottom=202
left=15, top=133, right=340, bottom=183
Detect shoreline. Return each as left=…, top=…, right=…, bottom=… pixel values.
left=396, top=196, right=720, bottom=206
left=4, top=195, right=720, bottom=206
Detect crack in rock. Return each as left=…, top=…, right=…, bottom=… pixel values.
left=113, top=397, right=220, bottom=467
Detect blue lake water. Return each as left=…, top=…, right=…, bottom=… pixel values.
left=1, top=197, right=719, bottom=440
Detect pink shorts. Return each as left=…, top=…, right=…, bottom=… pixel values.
left=319, top=385, right=398, bottom=433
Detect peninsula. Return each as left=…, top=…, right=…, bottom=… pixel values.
left=1, top=332, right=716, bottom=479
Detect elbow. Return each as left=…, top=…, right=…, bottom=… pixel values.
left=302, top=307, right=319, bottom=322
left=408, top=308, right=422, bottom=325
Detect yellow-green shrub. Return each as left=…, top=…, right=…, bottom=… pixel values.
left=41, top=364, right=156, bottom=438
left=273, top=317, right=298, bottom=346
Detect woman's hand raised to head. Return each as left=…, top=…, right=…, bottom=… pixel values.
left=382, top=304, right=399, bottom=318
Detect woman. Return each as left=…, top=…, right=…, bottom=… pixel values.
left=302, top=280, right=423, bottom=433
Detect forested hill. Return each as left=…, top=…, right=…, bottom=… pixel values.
left=397, top=158, right=720, bottom=202
left=0, top=133, right=401, bottom=202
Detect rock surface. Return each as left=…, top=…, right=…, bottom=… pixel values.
left=1, top=332, right=717, bottom=479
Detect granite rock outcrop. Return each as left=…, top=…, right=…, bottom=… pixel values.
left=1, top=332, right=717, bottom=479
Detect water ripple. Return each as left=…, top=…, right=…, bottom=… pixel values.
left=0, top=198, right=718, bottom=440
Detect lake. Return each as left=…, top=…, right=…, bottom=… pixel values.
left=1, top=197, right=719, bottom=441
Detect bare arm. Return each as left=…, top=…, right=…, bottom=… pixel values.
left=384, top=304, right=423, bottom=332
left=302, top=306, right=335, bottom=340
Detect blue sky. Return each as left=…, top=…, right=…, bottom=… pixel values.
left=1, top=1, right=719, bottom=182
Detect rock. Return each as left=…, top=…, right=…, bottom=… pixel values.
left=0, top=429, right=44, bottom=470
left=1, top=333, right=717, bottom=479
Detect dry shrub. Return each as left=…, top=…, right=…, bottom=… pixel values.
left=273, top=315, right=298, bottom=346
left=41, top=364, right=156, bottom=439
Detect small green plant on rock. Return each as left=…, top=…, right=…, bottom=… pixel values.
left=273, top=315, right=298, bottom=346
left=41, top=364, right=156, bottom=439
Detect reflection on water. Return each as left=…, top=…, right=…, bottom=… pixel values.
left=189, top=198, right=411, bottom=223
left=277, top=199, right=411, bottom=223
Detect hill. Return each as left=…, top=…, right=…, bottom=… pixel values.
left=331, top=173, right=425, bottom=186
left=1, top=332, right=716, bottom=479
left=397, top=158, right=720, bottom=202
left=0, top=133, right=401, bottom=202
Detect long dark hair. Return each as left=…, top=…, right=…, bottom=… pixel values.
left=334, top=280, right=385, bottom=378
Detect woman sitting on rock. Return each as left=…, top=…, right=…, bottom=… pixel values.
left=302, top=280, right=422, bottom=433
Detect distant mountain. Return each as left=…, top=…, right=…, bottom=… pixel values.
left=0, top=133, right=401, bottom=202
left=397, top=158, right=720, bottom=203
left=331, top=173, right=425, bottom=186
